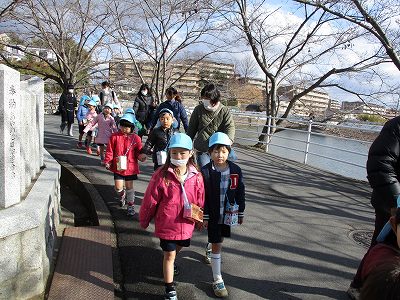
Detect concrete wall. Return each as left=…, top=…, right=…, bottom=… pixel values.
left=0, top=65, right=61, bottom=299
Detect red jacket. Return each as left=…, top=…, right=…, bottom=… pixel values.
left=139, top=165, right=205, bottom=240
left=104, top=131, right=142, bottom=176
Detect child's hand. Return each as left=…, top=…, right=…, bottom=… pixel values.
left=105, top=163, right=111, bottom=170
left=138, top=153, right=147, bottom=162
left=238, top=216, right=244, bottom=225
left=202, top=220, right=208, bottom=229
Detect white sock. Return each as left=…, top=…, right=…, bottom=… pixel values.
left=211, top=253, right=222, bottom=282
left=126, top=189, right=135, bottom=205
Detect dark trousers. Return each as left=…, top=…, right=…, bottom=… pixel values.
left=351, top=208, right=391, bottom=288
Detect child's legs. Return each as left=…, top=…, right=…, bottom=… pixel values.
left=125, top=180, right=135, bottom=204
left=114, top=179, right=125, bottom=196
left=208, top=224, right=230, bottom=282
left=163, top=250, right=176, bottom=284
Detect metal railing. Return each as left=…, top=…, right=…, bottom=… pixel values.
left=231, top=111, right=377, bottom=171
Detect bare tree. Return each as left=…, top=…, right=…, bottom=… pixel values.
left=0, top=0, right=22, bottom=20
left=235, top=55, right=258, bottom=79
left=0, top=0, right=113, bottom=92
left=108, top=0, right=228, bottom=102
left=224, top=0, right=395, bottom=146
left=294, top=0, right=400, bottom=71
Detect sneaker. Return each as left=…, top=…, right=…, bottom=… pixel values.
left=174, top=264, right=180, bottom=276
left=119, top=190, right=126, bottom=207
left=346, top=286, right=360, bottom=300
left=212, top=280, right=228, bottom=298
left=86, top=147, right=92, bottom=155
left=164, top=290, right=177, bottom=300
left=205, top=243, right=211, bottom=264
left=77, top=141, right=83, bottom=148
left=127, top=205, right=135, bottom=216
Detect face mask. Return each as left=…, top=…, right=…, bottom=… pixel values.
left=170, top=157, right=189, bottom=167
left=141, top=90, right=148, bottom=96
left=203, top=100, right=219, bottom=111
left=68, top=89, right=74, bottom=94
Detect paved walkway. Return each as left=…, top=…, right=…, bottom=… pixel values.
left=44, top=114, right=373, bottom=300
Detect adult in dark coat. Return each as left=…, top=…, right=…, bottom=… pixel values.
left=59, top=84, right=77, bottom=136
left=348, top=116, right=400, bottom=297
left=133, top=83, right=157, bottom=133
left=151, top=86, right=188, bottom=132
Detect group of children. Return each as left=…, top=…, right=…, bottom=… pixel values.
left=72, top=91, right=246, bottom=299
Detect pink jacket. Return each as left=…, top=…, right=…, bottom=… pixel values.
left=139, top=165, right=205, bottom=240
left=84, top=113, right=117, bottom=144
left=104, top=131, right=142, bottom=176
left=84, top=110, right=98, bottom=131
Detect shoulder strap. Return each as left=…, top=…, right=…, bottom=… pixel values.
left=198, top=105, right=223, bottom=136
left=124, top=136, right=136, bottom=156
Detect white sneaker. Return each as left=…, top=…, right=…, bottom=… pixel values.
left=212, top=280, right=228, bottom=298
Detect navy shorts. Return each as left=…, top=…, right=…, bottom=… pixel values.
left=160, top=239, right=191, bottom=252
left=208, top=223, right=231, bottom=244
left=113, top=173, right=138, bottom=181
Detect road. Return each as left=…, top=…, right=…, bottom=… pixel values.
left=44, top=114, right=373, bottom=300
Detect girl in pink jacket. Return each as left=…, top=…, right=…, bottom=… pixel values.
left=139, top=133, right=204, bottom=300
left=84, top=102, right=118, bottom=163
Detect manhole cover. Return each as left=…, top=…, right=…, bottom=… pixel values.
left=349, top=230, right=373, bottom=249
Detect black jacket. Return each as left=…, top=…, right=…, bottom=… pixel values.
left=59, top=93, right=77, bottom=123
left=201, top=161, right=245, bottom=224
left=133, top=94, right=155, bottom=124
left=367, top=116, right=400, bottom=213
left=141, top=127, right=175, bottom=161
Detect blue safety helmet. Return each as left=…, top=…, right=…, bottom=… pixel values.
left=79, top=95, right=91, bottom=106
left=168, top=133, right=193, bottom=150
left=104, top=102, right=113, bottom=109
left=87, top=99, right=97, bottom=107
left=376, top=195, right=400, bottom=242
left=208, top=132, right=232, bottom=148
left=91, top=95, right=100, bottom=105
left=119, top=113, right=136, bottom=126
left=125, top=108, right=136, bottom=116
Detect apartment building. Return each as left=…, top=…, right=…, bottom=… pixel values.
left=109, top=59, right=235, bottom=101
left=341, top=101, right=387, bottom=115
left=277, top=85, right=330, bottom=117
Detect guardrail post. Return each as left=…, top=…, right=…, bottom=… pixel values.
left=265, top=115, right=272, bottom=152
left=304, top=119, right=313, bottom=164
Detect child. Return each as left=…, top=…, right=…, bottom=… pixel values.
left=124, top=108, right=145, bottom=136
left=76, top=95, right=91, bottom=148
left=83, top=98, right=98, bottom=155
left=113, top=103, right=123, bottom=125
left=201, top=132, right=245, bottom=298
left=356, top=205, right=400, bottom=300
left=104, top=113, right=146, bottom=216
left=139, top=133, right=204, bottom=300
left=141, top=108, right=177, bottom=170
left=84, top=102, right=118, bottom=164
left=360, top=258, right=400, bottom=300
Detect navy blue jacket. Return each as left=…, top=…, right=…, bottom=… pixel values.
left=201, top=161, right=245, bottom=224
left=151, top=100, right=188, bottom=132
